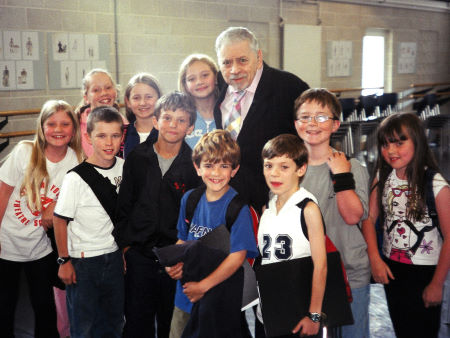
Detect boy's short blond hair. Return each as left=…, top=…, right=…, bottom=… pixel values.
left=192, top=130, right=240, bottom=169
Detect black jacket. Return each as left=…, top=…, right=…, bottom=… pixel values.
left=214, top=62, right=309, bottom=212
left=114, top=137, right=201, bottom=257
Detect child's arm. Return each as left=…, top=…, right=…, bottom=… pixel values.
left=165, top=239, right=185, bottom=280
left=423, top=185, right=450, bottom=307
left=292, top=201, right=327, bottom=336
left=361, top=179, right=394, bottom=284
left=0, top=181, right=14, bottom=253
left=182, top=249, right=246, bottom=303
left=327, top=152, right=365, bottom=225
left=53, top=215, right=76, bottom=285
left=41, top=201, right=56, bottom=232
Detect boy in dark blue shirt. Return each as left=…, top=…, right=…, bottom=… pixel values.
left=166, top=129, right=258, bottom=337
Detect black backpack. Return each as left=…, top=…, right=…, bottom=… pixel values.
left=184, top=185, right=259, bottom=234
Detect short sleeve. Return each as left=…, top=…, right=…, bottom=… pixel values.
left=54, top=172, right=81, bottom=221
left=229, top=205, right=259, bottom=258
left=432, top=173, right=449, bottom=198
left=350, top=158, right=370, bottom=221
left=0, top=143, right=31, bottom=187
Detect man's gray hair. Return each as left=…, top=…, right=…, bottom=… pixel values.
left=215, top=27, right=260, bottom=56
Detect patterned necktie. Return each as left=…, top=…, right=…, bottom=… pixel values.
left=224, top=90, right=246, bottom=140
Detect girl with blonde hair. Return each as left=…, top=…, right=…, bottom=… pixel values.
left=0, top=100, right=82, bottom=338
left=75, top=68, right=123, bottom=157
left=178, top=53, right=218, bottom=149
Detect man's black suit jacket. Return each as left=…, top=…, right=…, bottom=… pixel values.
left=214, top=62, right=309, bottom=212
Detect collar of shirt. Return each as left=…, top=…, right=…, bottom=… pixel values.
left=220, top=65, right=264, bottom=128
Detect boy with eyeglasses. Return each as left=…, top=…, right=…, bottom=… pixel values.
left=115, top=91, right=202, bottom=338
left=294, top=88, right=371, bottom=338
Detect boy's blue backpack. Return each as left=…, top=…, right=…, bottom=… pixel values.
left=376, top=168, right=442, bottom=255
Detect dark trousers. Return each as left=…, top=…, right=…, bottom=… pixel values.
left=0, top=253, right=59, bottom=338
left=384, top=258, right=441, bottom=338
left=255, top=317, right=323, bottom=338
left=123, top=248, right=176, bottom=338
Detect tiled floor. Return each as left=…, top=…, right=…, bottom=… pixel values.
left=369, top=284, right=396, bottom=338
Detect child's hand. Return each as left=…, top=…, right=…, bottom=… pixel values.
left=183, top=281, right=207, bottom=303
left=41, top=202, right=56, bottom=231
left=292, top=316, right=320, bottom=336
left=423, top=282, right=443, bottom=307
left=370, top=255, right=394, bottom=284
left=327, top=151, right=351, bottom=174
left=58, top=261, right=76, bottom=285
left=166, top=262, right=184, bottom=280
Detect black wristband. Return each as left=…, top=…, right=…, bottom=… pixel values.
left=332, top=172, right=355, bottom=193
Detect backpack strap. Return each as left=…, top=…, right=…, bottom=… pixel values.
left=296, top=197, right=326, bottom=240
left=425, top=168, right=442, bottom=238
left=296, top=197, right=352, bottom=302
left=69, top=161, right=118, bottom=226
left=184, top=184, right=246, bottom=232
left=184, top=185, right=207, bottom=226
left=225, top=193, right=246, bottom=231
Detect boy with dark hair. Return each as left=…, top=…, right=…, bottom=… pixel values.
left=53, top=106, right=125, bottom=338
left=256, top=133, right=327, bottom=337
left=115, top=91, right=202, bottom=338
left=166, top=129, right=258, bottom=338
left=294, top=88, right=371, bottom=337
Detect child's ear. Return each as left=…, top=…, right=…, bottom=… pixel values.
left=296, top=163, right=307, bottom=178
left=152, top=116, right=159, bottom=130
left=186, top=123, right=194, bottom=135
left=193, top=162, right=202, bottom=177
left=332, top=119, right=341, bottom=133
left=85, top=132, right=93, bottom=145
left=231, top=164, right=240, bottom=177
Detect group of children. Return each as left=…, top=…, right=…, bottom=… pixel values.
left=0, top=61, right=448, bottom=338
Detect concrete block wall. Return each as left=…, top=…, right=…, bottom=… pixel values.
left=0, top=0, right=449, bottom=159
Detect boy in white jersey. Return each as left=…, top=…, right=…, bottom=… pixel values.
left=257, top=134, right=327, bottom=338
left=53, top=106, right=125, bottom=338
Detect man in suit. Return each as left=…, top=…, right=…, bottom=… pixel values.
left=214, top=27, right=309, bottom=212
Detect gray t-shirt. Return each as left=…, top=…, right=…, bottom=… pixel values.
left=154, top=145, right=176, bottom=176
left=301, top=158, right=371, bottom=289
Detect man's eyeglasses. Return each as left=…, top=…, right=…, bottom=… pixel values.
left=296, top=115, right=338, bottom=123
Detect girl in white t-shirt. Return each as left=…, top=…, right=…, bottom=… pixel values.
left=0, top=100, right=82, bottom=338
left=363, top=112, right=449, bottom=338
left=178, top=54, right=218, bottom=149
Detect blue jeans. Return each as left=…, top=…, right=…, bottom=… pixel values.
left=66, top=250, right=124, bottom=338
left=339, top=284, right=370, bottom=338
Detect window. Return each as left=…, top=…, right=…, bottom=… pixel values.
left=361, top=32, right=385, bottom=96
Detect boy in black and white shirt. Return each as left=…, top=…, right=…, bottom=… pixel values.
left=53, top=106, right=125, bottom=338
